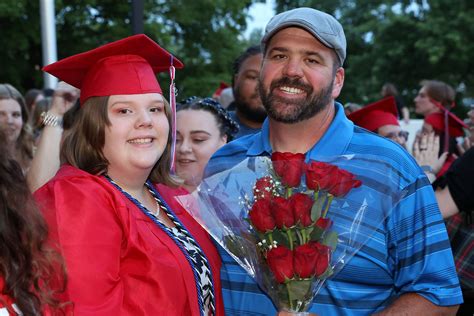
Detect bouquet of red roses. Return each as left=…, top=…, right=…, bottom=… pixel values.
left=245, top=152, right=361, bottom=312
left=175, top=153, right=403, bottom=313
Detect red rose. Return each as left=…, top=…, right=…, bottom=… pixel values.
left=271, top=196, right=295, bottom=229
left=328, top=169, right=362, bottom=197
left=294, top=243, right=320, bottom=278
left=271, top=152, right=305, bottom=187
left=307, top=242, right=331, bottom=276
left=290, top=193, right=314, bottom=227
left=266, top=246, right=294, bottom=283
left=249, top=198, right=275, bottom=233
left=315, top=217, right=332, bottom=230
left=305, top=161, right=338, bottom=191
left=253, top=176, right=274, bottom=201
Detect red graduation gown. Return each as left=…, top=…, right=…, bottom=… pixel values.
left=34, top=165, right=224, bottom=316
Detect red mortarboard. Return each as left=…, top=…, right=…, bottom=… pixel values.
left=424, top=111, right=467, bottom=137
left=212, top=82, right=230, bottom=98
left=347, top=96, right=399, bottom=132
left=43, top=34, right=184, bottom=105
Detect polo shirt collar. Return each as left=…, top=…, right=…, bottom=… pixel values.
left=246, top=102, right=354, bottom=158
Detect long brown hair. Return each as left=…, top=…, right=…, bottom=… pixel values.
left=61, top=95, right=177, bottom=186
left=420, top=80, right=455, bottom=108
left=0, top=83, right=35, bottom=170
left=0, top=131, right=66, bottom=315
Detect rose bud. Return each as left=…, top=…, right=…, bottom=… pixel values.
left=315, top=217, right=332, bottom=230
left=249, top=198, right=275, bottom=233
left=294, top=243, right=319, bottom=278
left=290, top=193, right=314, bottom=227
left=271, top=152, right=305, bottom=187
left=272, top=196, right=295, bottom=229
left=253, top=176, right=274, bottom=201
left=328, top=169, right=362, bottom=197
left=266, top=245, right=294, bottom=283
left=305, top=161, right=338, bottom=191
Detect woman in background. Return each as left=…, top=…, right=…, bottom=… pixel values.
left=175, top=97, right=238, bottom=192
left=0, top=83, right=35, bottom=171
left=0, top=131, right=65, bottom=315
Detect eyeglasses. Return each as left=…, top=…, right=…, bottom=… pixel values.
left=383, top=130, right=409, bottom=140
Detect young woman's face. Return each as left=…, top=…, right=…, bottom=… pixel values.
left=175, top=109, right=227, bottom=189
left=102, top=93, right=169, bottom=179
left=0, top=98, right=23, bottom=144
left=414, top=86, right=437, bottom=116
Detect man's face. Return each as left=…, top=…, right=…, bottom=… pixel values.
left=378, top=124, right=408, bottom=148
left=233, top=53, right=266, bottom=122
left=258, top=27, right=344, bottom=123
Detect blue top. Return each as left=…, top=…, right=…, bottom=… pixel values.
left=229, top=111, right=261, bottom=139
left=205, top=103, right=463, bottom=315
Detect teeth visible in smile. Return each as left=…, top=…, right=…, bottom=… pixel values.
left=280, top=86, right=304, bottom=94
left=128, top=138, right=152, bottom=144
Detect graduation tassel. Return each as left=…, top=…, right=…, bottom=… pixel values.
left=169, top=55, right=177, bottom=172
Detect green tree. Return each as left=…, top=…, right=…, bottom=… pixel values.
left=274, top=0, right=474, bottom=113
left=0, top=0, right=260, bottom=98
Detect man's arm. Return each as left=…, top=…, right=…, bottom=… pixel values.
left=375, top=293, right=459, bottom=316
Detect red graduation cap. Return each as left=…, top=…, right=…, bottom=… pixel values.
left=212, top=82, right=230, bottom=98
left=347, top=96, right=399, bottom=132
left=43, top=34, right=184, bottom=105
left=424, top=111, right=467, bottom=137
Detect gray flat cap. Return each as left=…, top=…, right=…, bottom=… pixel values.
left=261, top=7, right=346, bottom=65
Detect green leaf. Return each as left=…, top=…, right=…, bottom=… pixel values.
left=310, top=198, right=324, bottom=222
left=287, top=279, right=313, bottom=298
left=272, top=229, right=290, bottom=248
left=309, top=226, right=324, bottom=241
left=322, top=231, right=338, bottom=250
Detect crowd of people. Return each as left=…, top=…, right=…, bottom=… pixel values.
left=0, top=6, right=472, bottom=316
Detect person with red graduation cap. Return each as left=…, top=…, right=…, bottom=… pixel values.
left=415, top=101, right=468, bottom=178
left=33, top=34, right=224, bottom=316
left=347, top=96, right=408, bottom=148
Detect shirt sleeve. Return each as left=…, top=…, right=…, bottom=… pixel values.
left=446, top=147, right=474, bottom=213
left=387, top=174, right=463, bottom=306
left=39, top=176, right=125, bottom=315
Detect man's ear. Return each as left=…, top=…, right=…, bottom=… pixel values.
left=332, top=67, right=345, bottom=99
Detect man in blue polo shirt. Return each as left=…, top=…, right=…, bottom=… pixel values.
left=205, top=7, right=462, bottom=316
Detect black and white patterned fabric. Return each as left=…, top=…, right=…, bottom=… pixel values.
left=147, top=187, right=216, bottom=316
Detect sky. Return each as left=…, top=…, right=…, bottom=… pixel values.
left=244, top=0, right=276, bottom=38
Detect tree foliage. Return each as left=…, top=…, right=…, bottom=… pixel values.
left=275, top=0, right=474, bottom=113
left=1, top=0, right=472, bottom=114
left=0, top=0, right=259, bottom=98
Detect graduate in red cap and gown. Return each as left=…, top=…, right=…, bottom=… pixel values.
left=421, top=108, right=467, bottom=177
left=348, top=96, right=408, bottom=148
left=34, top=34, right=224, bottom=316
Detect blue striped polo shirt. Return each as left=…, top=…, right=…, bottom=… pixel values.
left=205, top=103, right=463, bottom=315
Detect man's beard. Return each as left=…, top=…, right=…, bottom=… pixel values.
left=233, top=87, right=267, bottom=123
left=259, top=76, right=334, bottom=123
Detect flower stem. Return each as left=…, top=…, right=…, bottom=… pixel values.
left=268, top=232, right=274, bottom=244
left=286, top=229, right=294, bottom=250
left=322, top=194, right=334, bottom=218
left=286, top=281, right=295, bottom=311
left=296, top=229, right=303, bottom=245
left=286, top=187, right=293, bottom=198
left=313, top=190, right=319, bottom=202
